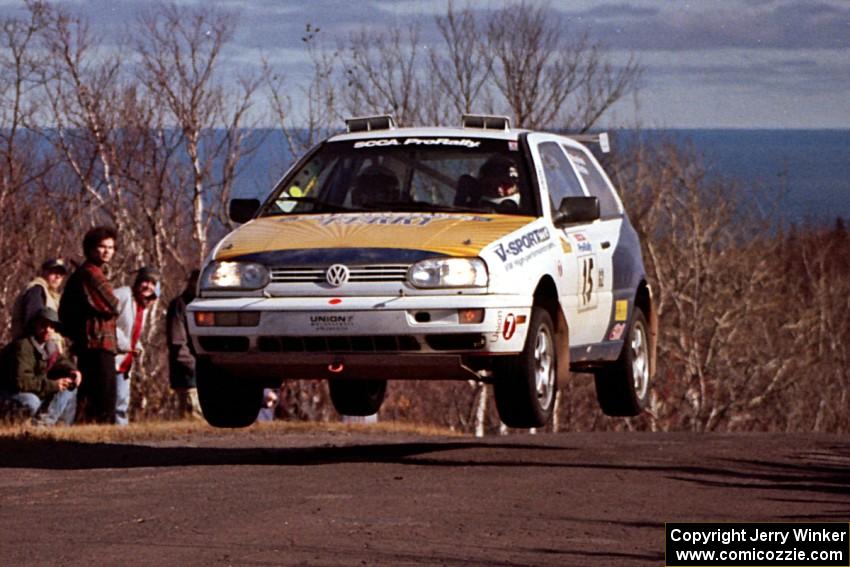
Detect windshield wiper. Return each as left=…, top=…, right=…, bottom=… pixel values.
left=263, top=196, right=360, bottom=214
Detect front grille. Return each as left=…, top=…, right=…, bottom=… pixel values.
left=258, top=335, right=421, bottom=353
left=425, top=334, right=486, bottom=351
left=199, top=336, right=250, bottom=353
left=270, top=264, right=409, bottom=284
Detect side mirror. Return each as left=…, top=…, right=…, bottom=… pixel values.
left=229, top=198, right=261, bottom=224
left=553, top=196, right=600, bottom=227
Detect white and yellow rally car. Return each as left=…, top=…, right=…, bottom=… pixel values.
left=188, top=115, right=657, bottom=428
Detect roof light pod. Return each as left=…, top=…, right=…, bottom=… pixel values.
left=461, top=114, right=511, bottom=131
left=345, top=115, right=397, bottom=133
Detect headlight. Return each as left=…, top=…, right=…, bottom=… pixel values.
left=201, top=261, right=269, bottom=290
left=408, top=258, right=488, bottom=288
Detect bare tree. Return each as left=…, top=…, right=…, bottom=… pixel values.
left=0, top=1, right=55, bottom=330
left=35, top=3, right=136, bottom=237
left=0, top=1, right=267, bottom=419
left=484, top=1, right=639, bottom=131
left=429, top=1, right=493, bottom=122
left=341, top=21, right=426, bottom=126
left=265, top=24, right=341, bottom=160
left=134, top=2, right=264, bottom=264
left=775, top=226, right=850, bottom=432
left=610, top=140, right=824, bottom=432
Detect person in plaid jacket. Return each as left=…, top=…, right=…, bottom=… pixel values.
left=59, top=226, right=120, bottom=423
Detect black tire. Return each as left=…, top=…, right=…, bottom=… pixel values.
left=196, top=359, right=264, bottom=428
left=493, top=307, right=558, bottom=428
left=329, top=379, right=387, bottom=417
left=594, top=307, right=651, bottom=417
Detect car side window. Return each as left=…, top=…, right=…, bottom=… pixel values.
left=538, top=142, right=585, bottom=214
left=561, top=145, right=621, bottom=218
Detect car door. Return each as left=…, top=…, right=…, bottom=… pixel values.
left=527, top=134, right=602, bottom=346
left=560, top=140, right=625, bottom=345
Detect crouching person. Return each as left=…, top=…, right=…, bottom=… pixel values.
left=0, top=308, right=82, bottom=425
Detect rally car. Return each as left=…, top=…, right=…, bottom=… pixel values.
left=188, top=114, right=657, bottom=428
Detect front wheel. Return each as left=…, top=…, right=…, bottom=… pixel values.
left=196, top=359, right=265, bottom=428
left=594, top=307, right=651, bottom=416
left=329, top=379, right=387, bottom=417
left=493, top=307, right=558, bottom=428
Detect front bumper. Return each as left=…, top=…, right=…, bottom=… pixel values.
left=187, top=294, right=532, bottom=381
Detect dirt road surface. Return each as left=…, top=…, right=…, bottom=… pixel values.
left=1, top=429, right=848, bottom=566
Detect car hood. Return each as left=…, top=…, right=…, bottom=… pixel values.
left=214, top=212, right=535, bottom=261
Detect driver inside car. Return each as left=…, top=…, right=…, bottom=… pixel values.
left=478, top=155, right=521, bottom=210
left=350, top=165, right=402, bottom=208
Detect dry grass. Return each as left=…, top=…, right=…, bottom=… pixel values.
left=0, top=419, right=461, bottom=444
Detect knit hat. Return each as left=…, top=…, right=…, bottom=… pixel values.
left=133, top=266, right=162, bottom=298
left=134, top=266, right=161, bottom=285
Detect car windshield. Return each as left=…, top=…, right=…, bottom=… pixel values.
left=260, top=137, right=535, bottom=216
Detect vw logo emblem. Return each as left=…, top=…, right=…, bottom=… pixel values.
left=325, top=264, right=350, bottom=287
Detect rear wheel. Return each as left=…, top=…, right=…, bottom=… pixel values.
left=594, top=307, right=651, bottom=416
left=196, top=359, right=265, bottom=428
left=329, top=379, right=387, bottom=416
left=493, top=307, right=558, bottom=428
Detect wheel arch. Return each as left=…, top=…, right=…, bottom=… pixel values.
left=532, top=276, right=570, bottom=383
left=634, top=280, right=658, bottom=379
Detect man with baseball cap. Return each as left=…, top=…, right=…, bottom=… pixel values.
left=0, top=307, right=81, bottom=425
left=10, top=258, right=69, bottom=342
left=113, top=266, right=160, bottom=425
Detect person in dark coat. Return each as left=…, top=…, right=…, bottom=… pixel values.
left=0, top=308, right=81, bottom=425
left=10, top=258, right=68, bottom=342
left=166, top=270, right=202, bottom=419
left=59, top=226, right=120, bottom=423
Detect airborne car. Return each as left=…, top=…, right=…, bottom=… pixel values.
left=188, top=115, right=657, bottom=428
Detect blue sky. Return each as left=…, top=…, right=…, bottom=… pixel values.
left=4, top=0, right=849, bottom=128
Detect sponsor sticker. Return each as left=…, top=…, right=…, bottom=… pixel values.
left=615, top=300, right=628, bottom=321
left=353, top=138, right=481, bottom=149
left=560, top=238, right=572, bottom=254
left=608, top=322, right=625, bottom=341
left=309, top=313, right=355, bottom=332
left=302, top=213, right=492, bottom=227
left=494, top=227, right=551, bottom=262
left=578, top=255, right=596, bottom=309
left=573, top=232, right=592, bottom=252
left=565, top=150, right=591, bottom=176
left=502, top=313, right=517, bottom=340
left=535, top=163, right=547, bottom=191
left=491, top=310, right=504, bottom=343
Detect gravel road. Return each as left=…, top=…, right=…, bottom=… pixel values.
left=1, top=429, right=848, bottom=566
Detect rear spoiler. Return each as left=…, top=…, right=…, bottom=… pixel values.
left=568, top=132, right=610, bottom=154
